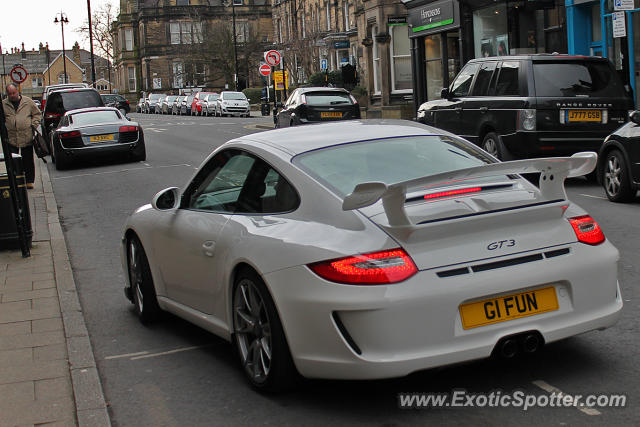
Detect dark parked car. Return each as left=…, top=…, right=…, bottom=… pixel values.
left=275, top=87, right=360, bottom=128
left=417, top=54, right=634, bottom=160
left=50, top=107, right=146, bottom=170
left=101, top=93, right=130, bottom=115
left=597, top=110, right=640, bottom=202
left=42, top=87, right=104, bottom=146
left=41, top=82, right=89, bottom=112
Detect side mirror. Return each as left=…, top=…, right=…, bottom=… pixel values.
left=630, top=110, right=640, bottom=125
left=152, top=187, right=180, bottom=211
left=440, top=88, right=450, bottom=99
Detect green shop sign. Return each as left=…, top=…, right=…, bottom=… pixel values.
left=408, top=0, right=455, bottom=33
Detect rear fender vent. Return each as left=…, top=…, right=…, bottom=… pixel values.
left=436, top=247, right=571, bottom=278
left=332, top=312, right=362, bottom=355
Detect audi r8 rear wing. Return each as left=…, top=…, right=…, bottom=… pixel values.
left=342, top=152, right=597, bottom=227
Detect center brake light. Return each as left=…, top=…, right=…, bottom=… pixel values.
left=119, top=125, right=138, bottom=133
left=423, top=187, right=482, bottom=200
left=45, top=112, right=62, bottom=120
left=568, top=215, right=605, bottom=245
left=308, top=248, right=417, bottom=285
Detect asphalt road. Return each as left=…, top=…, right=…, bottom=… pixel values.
left=47, top=113, right=639, bottom=426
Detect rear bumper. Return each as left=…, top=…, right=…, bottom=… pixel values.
left=58, top=140, right=143, bottom=158
left=502, top=131, right=608, bottom=158
left=264, top=241, right=621, bottom=380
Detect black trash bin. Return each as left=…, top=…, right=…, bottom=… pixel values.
left=0, top=153, right=32, bottom=249
left=261, top=102, right=271, bottom=116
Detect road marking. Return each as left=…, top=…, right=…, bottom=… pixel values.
left=532, top=380, right=601, bottom=416
left=578, top=193, right=607, bottom=200
left=130, top=345, right=208, bottom=360
left=105, top=351, right=150, bottom=360
left=145, top=128, right=167, bottom=133
left=52, top=164, right=191, bottom=179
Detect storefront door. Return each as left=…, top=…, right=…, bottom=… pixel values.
left=424, top=31, right=461, bottom=101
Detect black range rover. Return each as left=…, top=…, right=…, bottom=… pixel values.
left=417, top=54, right=634, bottom=160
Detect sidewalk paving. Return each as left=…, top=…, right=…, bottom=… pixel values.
left=0, top=158, right=110, bottom=427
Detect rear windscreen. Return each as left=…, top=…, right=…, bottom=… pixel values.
left=304, top=92, right=352, bottom=106
left=61, top=91, right=104, bottom=110
left=533, top=61, right=627, bottom=98
left=70, top=110, right=121, bottom=126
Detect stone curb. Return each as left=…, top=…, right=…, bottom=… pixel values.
left=40, top=162, right=111, bottom=427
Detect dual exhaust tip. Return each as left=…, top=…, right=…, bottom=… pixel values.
left=494, top=331, right=544, bottom=359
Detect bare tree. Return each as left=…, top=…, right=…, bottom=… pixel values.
left=75, top=2, right=118, bottom=61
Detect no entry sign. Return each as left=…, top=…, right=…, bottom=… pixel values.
left=259, top=64, right=271, bottom=76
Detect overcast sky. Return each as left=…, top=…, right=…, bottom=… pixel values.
left=1, top=0, right=117, bottom=53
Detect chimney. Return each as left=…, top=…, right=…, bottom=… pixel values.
left=39, top=43, right=45, bottom=54
left=72, top=42, right=81, bottom=64
left=21, top=42, right=26, bottom=58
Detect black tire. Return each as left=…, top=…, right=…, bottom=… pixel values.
left=127, top=236, right=161, bottom=323
left=603, top=150, right=635, bottom=202
left=482, top=132, right=512, bottom=161
left=232, top=269, right=297, bottom=392
left=53, top=139, right=70, bottom=170
left=131, top=143, right=146, bottom=162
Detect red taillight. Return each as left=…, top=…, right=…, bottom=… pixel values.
left=423, top=187, right=482, bottom=200
left=45, top=112, right=62, bottom=120
left=568, top=215, right=605, bottom=245
left=60, top=130, right=81, bottom=139
left=119, top=125, right=138, bottom=133
left=301, top=94, right=307, bottom=104
left=308, top=248, right=418, bottom=285
left=126, top=100, right=130, bottom=104
left=349, top=95, right=358, bottom=104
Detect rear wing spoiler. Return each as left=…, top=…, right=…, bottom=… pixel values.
left=342, top=151, right=597, bottom=227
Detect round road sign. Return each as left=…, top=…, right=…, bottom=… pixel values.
left=9, top=65, right=28, bottom=84
left=259, top=64, right=271, bottom=76
left=264, top=50, right=281, bottom=67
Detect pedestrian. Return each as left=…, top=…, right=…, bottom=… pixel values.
left=2, top=83, right=42, bottom=189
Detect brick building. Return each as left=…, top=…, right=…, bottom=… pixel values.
left=0, top=43, right=111, bottom=100
left=112, top=0, right=273, bottom=100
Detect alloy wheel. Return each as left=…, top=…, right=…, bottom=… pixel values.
left=605, top=155, right=621, bottom=197
left=233, top=279, right=272, bottom=383
left=128, top=240, right=144, bottom=314
left=483, top=137, right=498, bottom=157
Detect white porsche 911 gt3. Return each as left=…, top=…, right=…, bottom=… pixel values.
left=121, top=120, right=622, bottom=391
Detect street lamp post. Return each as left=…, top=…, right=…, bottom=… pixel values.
left=87, top=0, right=97, bottom=87
left=226, top=0, right=239, bottom=91
left=54, top=12, right=69, bottom=84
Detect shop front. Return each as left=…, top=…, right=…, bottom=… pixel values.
left=406, top=0, right=567, bottom=111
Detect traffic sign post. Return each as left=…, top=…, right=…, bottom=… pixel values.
left=9, top=65, right=27, bottom=85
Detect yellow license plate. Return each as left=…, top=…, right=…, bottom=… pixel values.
left=459, top=286, right=558, bottom=330
left=89, top=134, right=115, bottom=142
left=321, top=112, right=343, bottom=118
left=567, top=109, right=601, bottom=122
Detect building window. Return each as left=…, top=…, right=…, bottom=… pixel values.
left=277, top=19, right=282, bottom=43
left=57, top=73, right=68, bottom=84
left=301, top=13, right=306, bottom=38
left=32, top=77, right=43, bottom=88
left=173, top=62, right=184, bottom=88
left=344, top=2, right=349, bottom=31
left=473, top=3, right=508, bottom=58
left=124, top=28, right=133, bottom=51
left=390, top=25, right=411, bottom=92
left=193, top=22, right=203, bottom=43
left=128, top=66, right=136, bottom=92
left=181, top=22, right=192, bottom=44
left=372, top=25, right=381, bottom=95
left=326, top=1, right=331, bottom=31
left=170, top=22, right=181, bottom=44
left=236, top=22, right=250, bottom=43
left=177, top=0, right=190, bottom=4
left=233, top=0, right=242, bottom=5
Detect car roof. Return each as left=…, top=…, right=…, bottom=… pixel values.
left=51, top=87, right=101, bottom=95
left=237, top=120, right=451, bottom=156
left=296, top=87, right=350, bottom=94
left=468, top=54, right=610, bottom=63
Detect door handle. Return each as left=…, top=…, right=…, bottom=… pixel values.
left=202, top=241, right=216, bottom=257
left=480, top=107, right=488, bottom=113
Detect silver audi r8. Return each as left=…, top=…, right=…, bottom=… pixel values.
left=121, top=120, right=622, bottom=392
